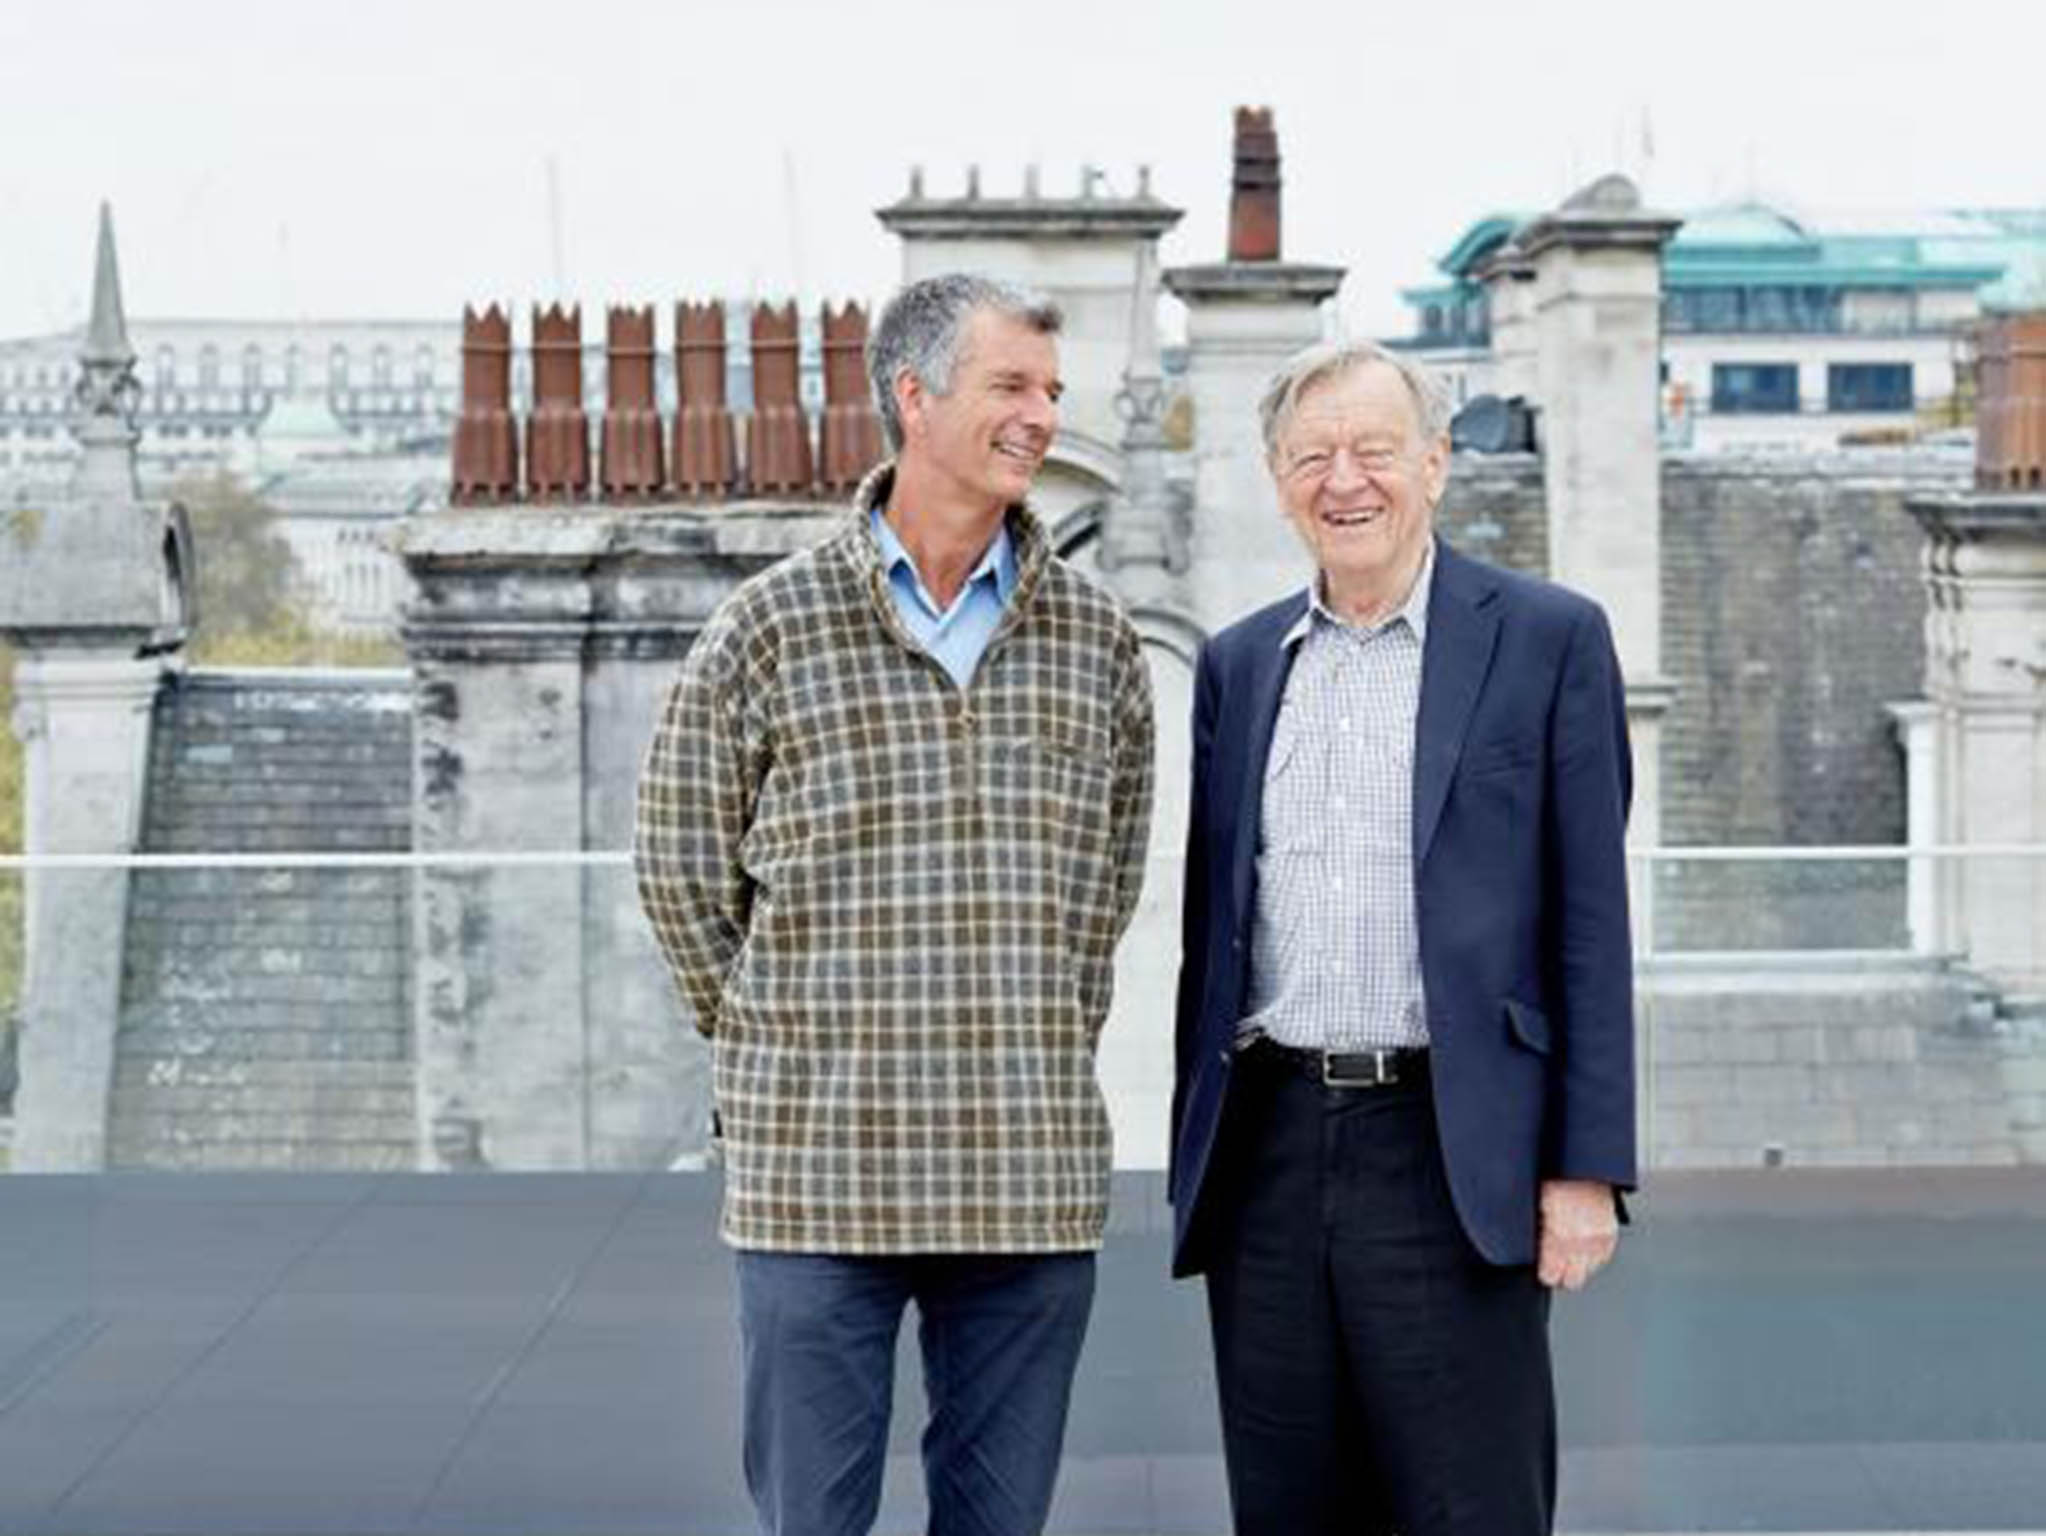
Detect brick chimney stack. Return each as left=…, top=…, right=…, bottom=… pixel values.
left=818, top=302, right=884, bottom=494
left=746, top=302, right=813, bottom=495
left=1227, top=106, right=1281, bottom=262
left=452, top=306, right=518, bottom=504
left=599, top=305, right=664, bottom=499
left=672, top=302, right=737, bottom=497
left=525, top=304, right=590, bottom=501
left=1975, top=311, right=2046, bottom=491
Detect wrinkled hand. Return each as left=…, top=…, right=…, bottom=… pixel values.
left=1537, top=1179, right=1618, bottom=1291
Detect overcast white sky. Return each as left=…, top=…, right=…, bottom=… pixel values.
left=3, top=0, right=2043, bottom=345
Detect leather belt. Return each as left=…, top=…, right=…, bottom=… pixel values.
left=1246, top=1037, right=1429, bottom=1089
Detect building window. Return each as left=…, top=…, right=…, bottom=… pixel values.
left=1711, top=363, right=1799, bottom=414
left=330, top=344, right=350, bottom=388
left=156, top=346, right=176, bottom=391
left=242, top=344, right=263, bottom=390
left=372, top=344, right=392, bottom=388
left=1828, top=362, right=1912, bottom=412
left=199, top=344, right=220, bottom=389
left=414, top=343, right=434, bottom=388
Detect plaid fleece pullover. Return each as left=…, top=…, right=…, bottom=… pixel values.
left=635, top=465, right=1156, bottom=1253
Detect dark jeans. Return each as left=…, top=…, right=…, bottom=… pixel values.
left=1203, top=1050, right=1556, bottom=1536
left=734, top=1250, right=1096, bottom=1536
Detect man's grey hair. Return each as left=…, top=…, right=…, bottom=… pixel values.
left=867, top=273, right=1063, bottom=452
left=1257, top=339, right=1454, bottom=460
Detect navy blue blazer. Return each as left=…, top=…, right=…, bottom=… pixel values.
left=1170, top=539, right=1636, bottom=1276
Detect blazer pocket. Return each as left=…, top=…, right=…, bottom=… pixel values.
left=1461, top=735, right=1540, bottom=778
left=1503, top=998, right=1552, bottom=1056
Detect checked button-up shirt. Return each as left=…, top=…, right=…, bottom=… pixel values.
left=1240, top=542, right=1435, bottom=1054
left=635, top=464, right=1156, bottom=1255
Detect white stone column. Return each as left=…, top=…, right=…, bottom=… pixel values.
left=8, top=649, right=163, bottom=1170
left=1906, top=494, right=2046, bottom=1001
left=1476, top=246, right=1538, bottom=405
left=1885, top=700, right=1943, bottom=955
left=1516, top=176, right=1682, bottom=848
left=1162, top=265, right=1343, bottom=632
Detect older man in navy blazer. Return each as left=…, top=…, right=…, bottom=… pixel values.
left=1171, top=340, right=1635, bottom=1535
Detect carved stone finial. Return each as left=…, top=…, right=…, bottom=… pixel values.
left=1104, top=240, right=1188, bottom=576
left=1023, top=164, right=1040, bottom=201
left=909, top=165, right=925, bottom=199
left=966, top=164, right=981, bottom=199
left=71, top=201, right=142, bottom=495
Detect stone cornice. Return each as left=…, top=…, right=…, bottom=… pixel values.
left=1162, top=262, right=1345, bottom=305
left=877, top=196, right=1182, bottom=242
left=1906, top=491, right=2046, bottom=540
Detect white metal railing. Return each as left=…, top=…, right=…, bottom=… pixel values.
left=1626, top=842, right=2046, bottom=966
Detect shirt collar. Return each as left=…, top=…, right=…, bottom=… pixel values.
left=870, top=505, right=1017, bottom=609
left=1282, top=537, right=1437, bottom=650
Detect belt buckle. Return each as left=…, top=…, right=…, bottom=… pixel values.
left=1321, top=1049, right=1392, bottom=1088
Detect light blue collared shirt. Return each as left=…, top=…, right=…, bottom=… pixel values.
left=871, top=508, right=1017, bottom=689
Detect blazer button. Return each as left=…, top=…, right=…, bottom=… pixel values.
left=1216, top=1048, right=1231, bottom=1067
left=1230, top=937, right=1244, bottom=953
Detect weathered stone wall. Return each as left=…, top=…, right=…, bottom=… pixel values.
left=1656, top=451, right=1968, bottom=949
left=397, top=504, right=838, bottom=1173
left=1642, top=959, right=2020, bottom=1169
left=1439, top=451, right=1547, bottom=580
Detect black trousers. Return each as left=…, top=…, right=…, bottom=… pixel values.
left=1202, top=1048, right=1556, bottom=1536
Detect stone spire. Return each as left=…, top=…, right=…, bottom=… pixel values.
left=71, top=200, right=142, bottom=499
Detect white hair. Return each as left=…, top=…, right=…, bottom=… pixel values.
left=1257, top=339, right=1453, bottom=458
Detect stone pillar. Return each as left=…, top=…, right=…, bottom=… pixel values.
left=1515, top=174, right=1681, bottom=847
left=6, top=653, right=161, bottom=1169
left=395, top=496, right=840, bottom=1170
left=1475, top=241, right=1538, bottom=405
left=1162, top=109, right=1343, bottom=633
left=402, top=534, right=594, bottom=1170
left=1904, top=493, right=2046, bottom=1000
left=0, top=205, right=186, bottom=1169
left=1885, top=701, right=1944, bottom=955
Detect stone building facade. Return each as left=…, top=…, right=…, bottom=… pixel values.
left=7, top=122, right=2045, bottom=1177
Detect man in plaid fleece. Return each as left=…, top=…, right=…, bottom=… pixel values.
left=636, top=272, right=1155, bottom=1536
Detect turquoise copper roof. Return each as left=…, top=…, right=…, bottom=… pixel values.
left=1420, top=199, right=2033, bottom=296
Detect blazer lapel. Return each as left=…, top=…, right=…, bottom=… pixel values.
left=1229, top=598, right=1307, bottom=923
left=1412, top=542, right=1501, bottom=868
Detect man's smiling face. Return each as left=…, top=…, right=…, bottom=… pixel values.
left=903, top=307, right=1062, bottom=509
left=1271, top=359, right=1447, bottom=620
